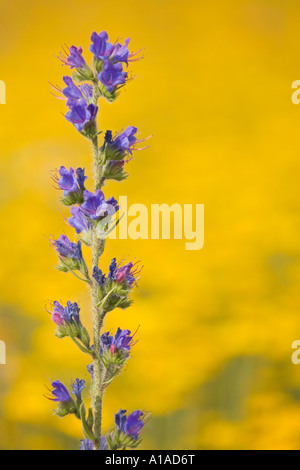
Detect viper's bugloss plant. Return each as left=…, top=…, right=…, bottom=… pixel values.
left=48, top=31, right=150, bottom=450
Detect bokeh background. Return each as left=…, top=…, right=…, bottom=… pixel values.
left=1, top=0, right=300, bottom=450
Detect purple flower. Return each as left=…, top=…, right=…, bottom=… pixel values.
left=52, top=235, right=83, bottom=260
left=92, top=266, right=106, bottom=286
left=101, top=328, right=135, bottom=355
left=90, top=31, right=143, bottom=66
left=65, top=99, right=98, bottom=132
left=115, top=409, right=127, bottom=432
left=113, top=126, right=138, bottom=155
left=109, top=37, right=144, bottom=65
left=80, top=439, right=94, bottom=450
left=62, top=76, right=83, bottom=105
left=98, top=59, right=127, bottom=93
left=124, top=410, right=144, bottom=440
left=62, top=45, right=86, bottom=69
left=116, top=263, right=135, bottom=286
left=89, top=31, right=113, bottom=60
left=50, top=300, right=80, bottom=325
left=79, top=84, right=93, bottom=101
left=51, top=301, right=65, bottom=326
left=104, top=130, right=113, bottom=143
left=109, top=259, right=142, bottom=287
left=80, top=437, right=106, bottom=450
left=109, top=38, right=131, bottom=65
left=115, top=409, right=144, bottom=440
left=81, top=190, right=118, bottom=220
left=71, top=378, right=85, bottom=400
left=57, top=166, right=78, bottom=196
left=101, top=436, right=108, bottom=450
left=108, top=257, right=117, bottom=280
left=63, top=301, right=80, bottom=323
left=68, top=206, right=92, bottom=234
left=80, top=190, right=105, bottom=220
left=49, top=380, right=71, bottom=403
left=56, top=166, right=87, bottom=196
left=76, top=168, right=87, bottom=190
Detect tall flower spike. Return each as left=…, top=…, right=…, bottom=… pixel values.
left=50, top=30, right=147, bottom=450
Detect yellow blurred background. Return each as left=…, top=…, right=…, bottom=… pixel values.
left=1, top=0, right=300, bottom=450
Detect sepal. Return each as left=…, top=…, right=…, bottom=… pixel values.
left=105, top=429, right=142, bottom=450
left=77, top=228, right=93, bottom=247
left=72, top=65, right=95, bottom=82
left=102, top=161, right=128, bottom=182
left=97, top=280, right=133, bottom=313
left=55, top=397, right=77, bottom=418
left=60, top=189, right=84, bottom=206
left=93, top=57, right=103, bottom=74
left=101, top=348, right=129, bottom=386
left=98, top=83, right=118, bottom=102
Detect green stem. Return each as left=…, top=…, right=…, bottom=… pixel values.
left=91, top=82, right=106, bottom=450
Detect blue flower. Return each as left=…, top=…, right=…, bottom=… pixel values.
left=81, top=190, right=119, bottom=220
left=76, top=168, right=87, bottom=190
left=89, top=32, right=143, bottom=66
left=79, top=437, right=107, bottom=450
left=92, top=266, right=106, bottom=286
left=89, top=31, right=113, bottom=60
left=98, top=59, right=127, bottom=93
left=124, top=410, right=144, bottom=440
left=52, top=235, right=83, bottom=260
left=56, top=166, right=87, bottom=198
left=101, top=436, right=108, bottom=450
left=51, top=301, right=65, bottom=326
left=108, top=258, right=142, bottom=287
left=62, top=45, right=87, bottom=69
left=62, top=76, right=84, bottom=105
left=49, top=380, right=71, bottom=403
left=109, top=38, right=131, bottom=65
left=80, top=190, right=105, bottom=220
left=65, top=99, right=98, bottom=132
left=50, top=300, right=80, bottom=326
left=104, top=130, right=113, bottom=143
left=115, top=409, right=144, bottom=440
left=62, top=301, right=80, bottom=323
left=108, top=257, right=117, bottom=279
left=106, top=196, right=119, bottom=210
left=57, top=166, right=78, bottom=196
left=115, top=409, right=127, bottom=432
left=71, top=378, right=85, bottom=400
left=101, top=328, right=134, bottom=355
left=113, top=126, right=138, bottom=155
left=79, top=84, right=93, bottom=101
left=68, top=206, right=92, bottom=234
left=80, top=439, right=94, bottom=450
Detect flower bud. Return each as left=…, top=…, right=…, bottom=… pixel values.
left=47, top=380, right=77, bottom=417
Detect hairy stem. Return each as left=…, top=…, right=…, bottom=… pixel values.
left=91, top=82, right=106, bottom=450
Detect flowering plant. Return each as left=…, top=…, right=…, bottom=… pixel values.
left=47, top=31, right=149, bottom=450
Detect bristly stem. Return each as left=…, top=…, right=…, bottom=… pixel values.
left=91, top=82, right=106, bottom=450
